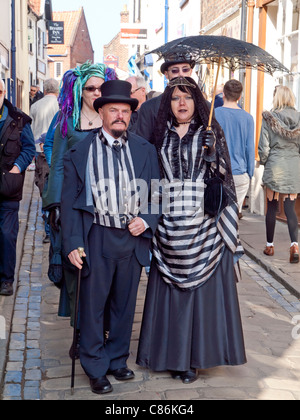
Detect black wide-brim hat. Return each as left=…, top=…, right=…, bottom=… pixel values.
left=160, top=52, right=196, bottom=73
left=93, top=80, right=138, bottom=112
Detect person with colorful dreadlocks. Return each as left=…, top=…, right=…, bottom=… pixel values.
left=136, top=77, right=247, bottom=384
left=42, top=62, right=118, bottom=359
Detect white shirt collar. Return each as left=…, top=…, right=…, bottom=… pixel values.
left=101, top=127, right=122, bottom=147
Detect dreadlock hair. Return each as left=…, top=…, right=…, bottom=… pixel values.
left=55, top=61, right=118, bottom=137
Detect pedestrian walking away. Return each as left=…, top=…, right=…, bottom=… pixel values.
left=28, top=78, right=59, bottom=173
left=0, top=79, right=36, bottom=296
left=258, top=84, right=300, bottom=263
left=30, top=78, right=59, bottom=150
left=215, top=79, right=255, bottom=219
left=136, top=76, right=247, bottom=384
left=60, top=79, right=161, bottom=395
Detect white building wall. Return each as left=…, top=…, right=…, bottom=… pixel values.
left=131, top=0, right=201, bottom=92
left=0, top=0, right=11, bottom=86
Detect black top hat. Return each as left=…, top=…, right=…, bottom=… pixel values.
left=93, top=80, right=138, bottom=112
left=160, top=52, right=195, bottom=73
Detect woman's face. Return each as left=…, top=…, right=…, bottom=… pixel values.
left=171, top=87, right=195, bottom=123
left=82, top=76, right=104, bottom=110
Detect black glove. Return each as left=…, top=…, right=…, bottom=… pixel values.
left=201, top=129, right=216, bottom=162
left=49, top=207, right=61, bottom=231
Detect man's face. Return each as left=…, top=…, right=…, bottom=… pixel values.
left=0, top=82, right=6, bottom=109
left=99, top=103, right=132, bottom=138
left=164, top=63, right=193, bottom=80
left=30, top=86, right=38, bottom=98
left=128, top=78, right=146, bottom=110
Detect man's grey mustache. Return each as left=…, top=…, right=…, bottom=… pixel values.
left=112, top=120, right=126, bottom=125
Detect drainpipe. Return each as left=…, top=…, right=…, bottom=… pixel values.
left=164, top=0, right=169, bottom=87
left=244, top=0, right=255, bottom=114
left=256, top=6, right=267, bottom=161
left=11, top=0, right=16, bottom=105
left=165, top=0, right=169, bottom=43
left=239, top=0, right=247, bottom=108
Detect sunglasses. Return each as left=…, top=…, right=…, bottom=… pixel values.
left=0, top=90, right=3, bottom=95
left=83, top=86, right=102, bottom=92
left=131, top=87, right=142, bottom=95
left=169, top=67, right=191, bottom=75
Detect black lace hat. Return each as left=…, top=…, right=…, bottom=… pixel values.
left=160, top=52, right=195, bottom=73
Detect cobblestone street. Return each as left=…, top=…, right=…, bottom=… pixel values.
left=1, top=174, right=300, bottom=400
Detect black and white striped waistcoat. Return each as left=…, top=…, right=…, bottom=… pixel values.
left=87, top=130, right=140, bottom=229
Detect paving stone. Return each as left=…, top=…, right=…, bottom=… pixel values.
left=8, top=350, right=24, bottom=362
left=3, top=383, right=22, bottom=398
left=5, top=371, right=22, bottom=384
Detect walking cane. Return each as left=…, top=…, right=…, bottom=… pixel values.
left=71, top=247, right=84, bottom=395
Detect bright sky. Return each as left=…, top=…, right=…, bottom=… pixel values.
left=51, top=0, right=129, bottom=62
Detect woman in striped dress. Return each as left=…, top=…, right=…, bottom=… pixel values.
left=136, top=77, right=246, bottom=383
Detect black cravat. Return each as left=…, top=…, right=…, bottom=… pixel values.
left=112, top=140, right=121, bottom=152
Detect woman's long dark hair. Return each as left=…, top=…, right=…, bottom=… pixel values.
left=152, top=76, right=236, bottom=204
left=152, top=77, right=223, bottom=150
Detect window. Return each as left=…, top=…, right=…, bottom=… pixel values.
left=28, top=19, right=33, bottom=53
left=38, top=28, right=42, bottom=57
left=54, top=62, right=63, bottom=79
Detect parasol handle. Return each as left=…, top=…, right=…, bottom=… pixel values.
left=207, top=56, right=222, bottom=131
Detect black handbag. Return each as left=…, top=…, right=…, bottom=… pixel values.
left=204, top=154, right=228, bottom=217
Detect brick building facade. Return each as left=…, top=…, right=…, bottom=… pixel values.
left=103, top=8, right=129, bottom=74
left=201, top=0, right=241, bottom=29
left=47, top=8, right=94, bottom=81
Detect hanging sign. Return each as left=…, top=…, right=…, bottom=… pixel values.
left=48, top=21, right=64, bottom=44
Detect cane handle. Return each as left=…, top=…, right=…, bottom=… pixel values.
left=77, top=247, right=84, bottom=258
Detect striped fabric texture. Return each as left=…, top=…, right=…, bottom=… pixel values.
left=153, top=123, right=243, bottom=290
left=88, top=131, right=140, bottom=229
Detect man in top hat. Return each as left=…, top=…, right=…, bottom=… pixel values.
left=60, top=80, right=160, bottom=395
left=132, top=52, right=195, bottom=142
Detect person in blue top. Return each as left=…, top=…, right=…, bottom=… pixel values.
left=0, top=80, right=35, bottom=296
left=215, top=79, right=255, bottom=218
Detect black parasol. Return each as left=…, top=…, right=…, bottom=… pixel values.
left=148, top=35, right=289, bottom=128
left=148, top=35, right=289, bottom=75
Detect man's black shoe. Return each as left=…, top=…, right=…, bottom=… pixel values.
left=107, top=367, right=135, bottom=381
left=170, top=370, right=182, bottom=380
left=90, top=376, right=113, bottom=394
left=0, top=282, right=13, bottom=296
left=180, top=369, right=198, bottom=384
left=170, top=369, right=198, bottom=384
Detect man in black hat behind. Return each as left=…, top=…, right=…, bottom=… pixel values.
left=60, top=80, right=160, bottom=395
left=132, top=52, right=195, bottom=142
